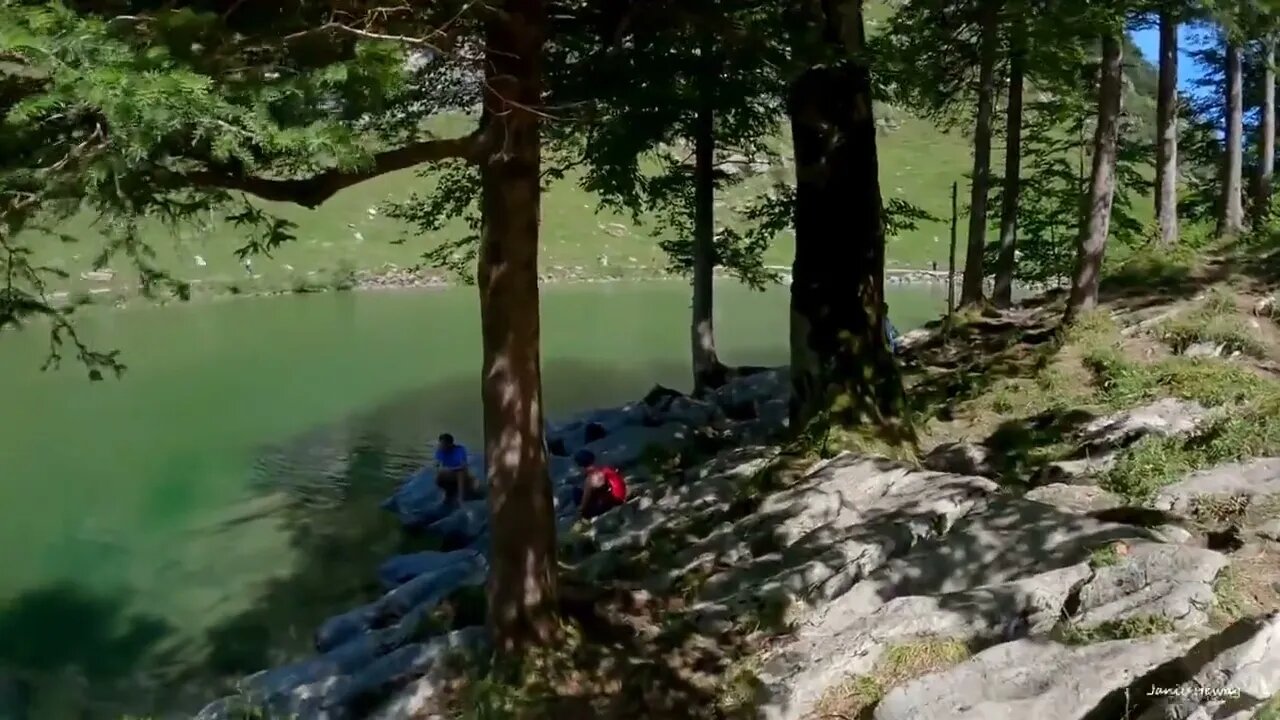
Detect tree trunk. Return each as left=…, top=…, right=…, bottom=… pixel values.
left=691, top=65, right=726, bottom=395
left=479, top=0, right=558, bottom=658
left=992, top=20, right=1025, bottom=308
left=960, top=0, right=999, bottom=307
left=1258, top=36, right=1275, bottom=218
left=1154, top=10, right=1179, bottom=247
left=1219, top=40, right=1245, bottom=237
left=1065, top=33, right=1123, bottom=323
left=788, top=0, right=908, bottom=437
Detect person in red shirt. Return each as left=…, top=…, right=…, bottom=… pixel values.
left=572, top=449, right=627, bottom=520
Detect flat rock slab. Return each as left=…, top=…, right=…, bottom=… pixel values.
left=872, top=634, right=1200, bottom=720
left=1025, top=484, right=1125, bottom=514
left=1153, top=457, right=1280, bottom=514
left=693, top=454, right=1000, bottom=615
left=832, top=496, right=1157, bottom=616
left=1073, top=540, right=1228, bottom=631
left=1135, top=612, right=1280, bottom=720
left=757, top=564, right=1094, bottom=720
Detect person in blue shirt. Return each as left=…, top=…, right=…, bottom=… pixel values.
left=434, top=433, right=477, bottom=505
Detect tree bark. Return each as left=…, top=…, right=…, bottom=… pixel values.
left=1258, top=36, right=1275, bottom=217
left=691, top=57, right=726, bottom=395
left=1065, top=33, right=1123, bottom=323
left=992, top=19, right=1025, bottom=308
left=1219, top=40, right=1245, bottom=237
left=479, top=0, right=558, bottom=658
left=1154, top=10, right=1179, bottom=247
left=960, top=0, right=999, bottom=307
left=788, top=0, right=908, bottom=437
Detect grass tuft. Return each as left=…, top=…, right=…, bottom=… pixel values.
left=812, top=638, right=971, bottom=719
left=1156, top=289, right=1266, bottom=358
left=1052, top=615, right=1177, bottom=645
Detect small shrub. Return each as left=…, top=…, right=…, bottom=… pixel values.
left=1101, top=436, right=1194, bottom=502
left=1211, top=567, right=1254, bottom=625
left=1088, top=542, right=1127, bottom=568
left=1191, top=494, right=1252, bottom=524
left=1101, top=246, right=1197, bottom=294
left=1157, top=289, right=1265, bottom=358
left=1052, top=615, right=1176, bottom=645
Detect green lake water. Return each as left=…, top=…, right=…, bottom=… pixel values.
left=0, top=280, right=944, bottom=718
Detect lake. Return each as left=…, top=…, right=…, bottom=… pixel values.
left=0, top=280, right=945, bottom=718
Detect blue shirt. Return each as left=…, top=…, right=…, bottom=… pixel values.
left=435, top=444, right=468, bottom=469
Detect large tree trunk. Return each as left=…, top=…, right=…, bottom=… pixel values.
left=1154, top=10, right=1179, bottom=247
left=479, top=0, right=558, bottom=658
left=960, top=0, right=999, bottom=307
left=1220, top=40, right=1245, bottom=237
left=691, top=70, right=726, bottom=395
left=1065, top=33, right=1123, bottom=323
left=992, top=19, right=1026, bottom=308
left=1258, top=36, right=1275, bottom=217
left=788, top=0, right=908, bottom=436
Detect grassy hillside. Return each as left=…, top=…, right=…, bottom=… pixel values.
left=26, top=108, right=974, bottom=301
left=20, top=17, right=1161, bottom=303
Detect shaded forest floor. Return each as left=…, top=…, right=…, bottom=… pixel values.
left=427, top=240, right=1280, bottom=720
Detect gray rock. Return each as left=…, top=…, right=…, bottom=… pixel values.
left=258, top=627, right=488, bottom=720
left=757, top=564, right=1094, bottom=719
left=580, top=422, right=693, bottom=470
left=1025, top=484, right=1125, bottom=514
left=897, top=328, right=934, bottom=350
left=1041, top=400, right=1211, bottom=486
left=693, top=454, right=1000, bottom=615
left=376, top=550, right=484, bottom=591
left=1153, top=458, right=1280, bottom=514
left=426, top=500, right=490, bottom=544
left=1072, top=541, right=1228, bottom=631
left=1258, top=519, right=1280, bottom=542
left=314, top=551, right=487, bottom=653
left=872, top=635, right=1200, bottom=720
left=1135, top=612, right=1280, bottom=720
left=923, top=442, right=997, bottom=477
left=831, top=496, right=1156, bottom=616
left=1183, top=341, right=1225, bottom=358
left=1151, top=525, right=1196, bottom=545
left=1079, top=398, right=1209, bottom=453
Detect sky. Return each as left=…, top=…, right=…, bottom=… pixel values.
left=1130, top=24, right=1213, bottom=97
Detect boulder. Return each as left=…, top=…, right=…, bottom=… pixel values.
left=380, top=468, right=452, bottom=528
left=756, top=564, right=1095, bottom=719
left=1078, top=398, right=1209, bottom=455
left=829, top=496, right=1156, bottom=617
left=580, top=422, right=692, bottom=470
left=376, top=550, right=486, bottom=591
left=315, top=551, right=487, bottom=653
left=221, top=628, right=488, bottom=720
left=1134, top=612, right=1280, bottom=720
left=1024, top=484, right=1125, bottom=514
left=1258, top=519, right=1280, bottom=542
left=1183, top=341, right=1225, bottom=358
left=1152, top=457, right=1280, bottom=514
left=1072, top=541, right=1228, bottom=631
left=871, top=634, right=1200, bottom=720
left=425, top=502, right=491, bottom=550
left=689, top=454, right=1001, bottom=621
left=923, top=441, right=998, bottom=477
left=1040, top=399, right=1211, bottom=485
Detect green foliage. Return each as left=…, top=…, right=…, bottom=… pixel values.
left=1089, top=542, right=1124, bottom=568
left=1157, top=289, right=1266, bottom=357
left=1, top=0, right=479, bottom=375
left=1052, top=615, right=1177, bottom=645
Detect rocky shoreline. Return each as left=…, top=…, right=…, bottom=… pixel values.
left=194, top=307, right=1280, bottom=719
left=48, top=263, right=990, bottom=312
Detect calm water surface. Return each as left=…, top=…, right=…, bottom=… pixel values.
left=0, top=280, right=944, bottom=718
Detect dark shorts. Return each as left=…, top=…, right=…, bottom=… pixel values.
left=572, top=485, right=621, bottom=519
left=437, top=468, right=478, bottom=501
